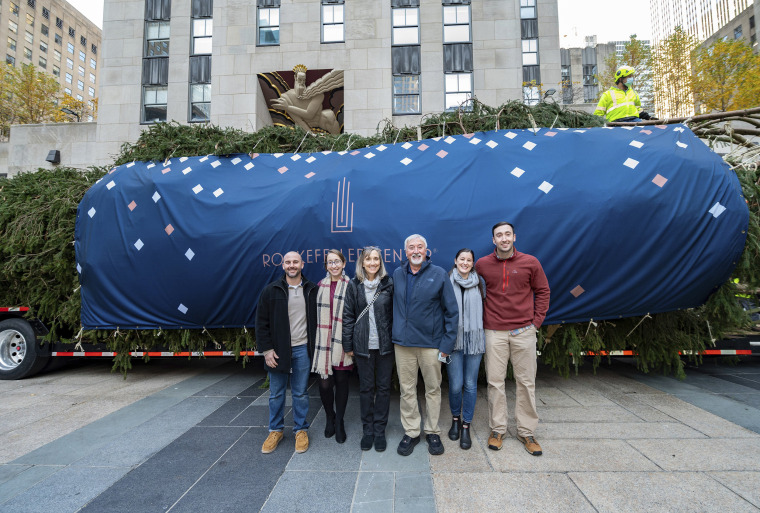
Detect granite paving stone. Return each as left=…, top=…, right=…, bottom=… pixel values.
left=0, top=463, right=30, bottom=484
left=395, top=496, right=437, bottom=513
left=170, top=428, right=292, bottom=513
left=285, top=408, right=364, bottom=471
left=483, top=438, right=661, bottom=472
left=192, top=370, right=264, bottom=397
left=78, top=426, right=249, bottom=513
left=536, top=421, right=707, bottom=439
left=710, top=471, right=760, bottom=508
left=0, top=464, right=62, bottom=504
left=260, top=470, right=357, bottom=513
left=352, top=471, right=395, bottom=505
left=432, top=472, right=596, bottom=513
left=569, top=471, right=760, bottom=513
left=197, top=396, right=262, bottom=426
left=628, top=438, right=760, bottom=471
left=538, top=404, right=643, bottom=423
left=0, top=465, right=127, bottom=513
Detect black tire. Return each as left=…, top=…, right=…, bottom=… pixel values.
left=0, top=318, right=49, bottom=380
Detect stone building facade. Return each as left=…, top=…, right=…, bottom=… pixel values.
left=95, top=0, right=561, bottom=165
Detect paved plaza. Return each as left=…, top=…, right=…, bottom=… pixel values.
left=1, top=356, right=760, bottom=512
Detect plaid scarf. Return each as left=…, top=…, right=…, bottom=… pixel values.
left=311, top=273, right=352, bottom=378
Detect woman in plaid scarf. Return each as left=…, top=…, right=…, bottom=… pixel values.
left=311, top=249, right=354, bottom=443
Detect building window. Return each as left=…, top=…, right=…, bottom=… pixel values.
left=64, top=87, right=71, bottom=95
left=192, top=19, right=212, bottom=54
left=9, top=21, right=18, bottom=35
left=7, top=38, right=16, bottom=51
left=76, top=94, right=82, bottom=101
left=145, top=21, right=170, bottom=56
left=78, top=64, right=84, bottom=75
left=65, top=72, right=72, bottom=83
left=68, top=27, right=75, bottom=37
left=38, top=56, right=46, bottom=68
left=190, top=83, right=211, bottom=122
left=53, top=49, right=60, bottom=61
left=88, top=86, right=94, bottom=97
left=392, top=7, right=419, bottom=45
left=55, top=34, right=62, bottom=45
left=523, top=84, right=539, bottom=106
left=66, top=57, right=73, bottom=69
left=522, top=39, right=538, bottom=65
left=55, top=17, right=62, bottom=29
left=91, top=43, right=97, bottom=54
left=444, top=72, right=472, bottom=111
left=443, top=5, right=470, bottom=43
left=41, top=24, right=48, bottom=36
left=80, top=35, right=86, bottom=47
left=90, top=57, right=96, bottom=69
left=67, top=42, right=74, bottom=54
left=392, top=74, right=420, bottom=115
left=520, top=0, right=536, bottom=19
left=258, top=8, right=279, bottom=45
left=77, top=79, right=83, bottom=91
left=23, top=46, right=32, bottom=59
left=52, top=64, right=59, bottom=76
left=6, top=55, right=15, bottom=65
left=27, top=0, right=35, bottom=9
left=322, top=1, right=344, bottom=43
left=561, top=65, right=572, bottom=104
left=26, top=13, right=34, bottom=27
left=42, top=7, right=49, bottom=19
left=750, top=16, right=755, bottom=29
left=10, top=3, right=19, bottom=17
left=24, top=31, right=33, bottom=44
left=40, top=41, right=47, bottom=53
left=143, top=85, right=168, bottom=123
left=79, top=50, right=85, bottom=62
left=89, top=72, right=95, bottom=83
left=734, top=25, right=743, bottom=39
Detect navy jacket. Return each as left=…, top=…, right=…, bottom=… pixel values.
left=255, top=274, right=318, bottom=374
left=392, top=260, right=458, bottom=354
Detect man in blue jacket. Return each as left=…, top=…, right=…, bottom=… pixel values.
left=393, top=234, right=459, bottom=456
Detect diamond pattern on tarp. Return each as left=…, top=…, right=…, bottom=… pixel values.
left=87, top=207, right=96, bottom=218
left=365, top=152, right=375, bottom=159
left=469, top=138, right=481, bottom=145
left=182, top=167, right=192, bottom=175
left=377, top=145, right=387, bottom=151
left=401, top=158, right=412, bottom=166
left=305, top=172, right=315, bottom=179
left=624, top=158, right=639, bottom=169
left=192, top=184, right=203, bottom=194
left=511, top=167, right=525, bottom=177
left=244, top=163, right=254, bottom=170
left=278, top=167, right=288, bottom=174
left=128, top=201, right=137, bottom=211
left=306, top=157, right=316, bottom=163
left=211, top=161, right=221, bottom=168
left=134, top=239, right=144, bottom=250
left=570, top=285, right=585, bottom=297
left=213, top=188, right=224, bottom=197
left=178, top=304, right=188, bottom=314
left=486, top=141, right=498, bottom=148
left=445, top=137, right=456, bottom=144
left=523, top=141, right=536, bottom=151
left=185, top=249, right=195, bottom=261
left=291, top=155, right=301, bottom=161
left=630, top=140, right=644, bottom=148
left=231, top=157, right=241, bottom=165
left=652, top=175, right=668, bottom=187
left=505, top=132, right=517, bottom=139
left=676, top=142, right=688, bottom=148
left=709, top=202, right=726, bottom=218
left=402, top=142, right=412, bottom=149
left=76, top=263, right=81, bottom=273
left=437, top=150, right=448, bottom=158
left=152, top=192, right=161, bottom=203
left=165, top=224, right=174, bottom=235
left=106, top=180, right=115, bottom=190
left=418, top=144, right=429, bottom=151
left=538, top=181, right=553, bottom=193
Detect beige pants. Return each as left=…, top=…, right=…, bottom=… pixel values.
left=484, top=328, right=538, bottom=437
left=394, top=344, right=442, bottom=437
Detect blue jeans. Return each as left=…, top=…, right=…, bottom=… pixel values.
left=268, top=344, right=311, bottom=432
left=447, top=350, right=482, bottom=423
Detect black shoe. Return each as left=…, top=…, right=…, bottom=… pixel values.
left=448, top=417, right=461, bottom=441
left=397, top=435, right=420, bottom=456
left=335, top=420, right=346, bottom=444
left=324, top=414, right=335, bottom=438
left=360, top=434, right=374, bottom=451
left=374, top=434, right=387, bottom=452
left=426, top=434, right=444, bottom=455
left=460, top=422, right=472, bottom=450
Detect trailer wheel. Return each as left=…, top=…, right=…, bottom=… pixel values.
left=0, top=318, right=49, bottom=380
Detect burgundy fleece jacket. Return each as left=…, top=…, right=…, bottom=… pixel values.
left=475, top=249, right=551, bottom=330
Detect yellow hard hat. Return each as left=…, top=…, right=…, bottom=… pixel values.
left=615, top=66, right=635, bottom=81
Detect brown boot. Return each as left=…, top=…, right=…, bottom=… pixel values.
left=487, top=431, right=503, bottom=451
left=261, top=431, right=284, bottom=454
left=295, top=430, right=310, bottom=453
left=517, top=435, right=543, bottom=456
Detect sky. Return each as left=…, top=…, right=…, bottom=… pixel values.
left=67, top=0, right=653, bottom=45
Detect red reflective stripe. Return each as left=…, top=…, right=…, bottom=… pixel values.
left=0, top=307, right=30, bottom=312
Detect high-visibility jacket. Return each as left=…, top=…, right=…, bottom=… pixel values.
left=593, top=86, right=641, bottom=122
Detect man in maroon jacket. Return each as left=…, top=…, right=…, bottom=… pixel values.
left=475, top=222, right=550, bottom=456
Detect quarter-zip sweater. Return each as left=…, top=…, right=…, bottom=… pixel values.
left=475, top=249, right=550, bottom=330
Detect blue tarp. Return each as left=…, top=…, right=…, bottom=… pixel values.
left=76, top=125, right=748, bottom=330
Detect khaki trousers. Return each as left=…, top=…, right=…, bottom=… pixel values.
left=394, top=344, right=442, bottom=437
left=484, top=328, right=539, bottom=437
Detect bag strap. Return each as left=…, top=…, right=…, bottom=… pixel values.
left=356, top=288, right=381, bottom=323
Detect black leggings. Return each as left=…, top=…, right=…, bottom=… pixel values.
left=318, top=369, right=351, bottom=421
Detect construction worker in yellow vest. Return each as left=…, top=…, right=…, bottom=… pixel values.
left=593, top=66, right=652, bottom=122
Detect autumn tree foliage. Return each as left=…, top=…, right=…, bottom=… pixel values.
left=597, top=35, right=654, bottom=111
left=692, top=38, right=760, bottom=113
left=652, top=27, right=700, bottom=118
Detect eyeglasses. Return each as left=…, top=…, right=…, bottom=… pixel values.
left=327, top=260, right=343, bottom=267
